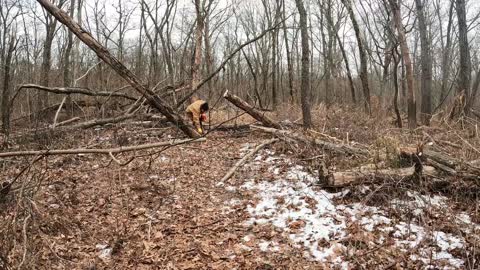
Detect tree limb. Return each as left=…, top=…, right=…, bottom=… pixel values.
left=219, top=138, right=278, bottom=183
left=17, top=84, right=137, bottom=101
left=0, top=138, right=206, bottom=158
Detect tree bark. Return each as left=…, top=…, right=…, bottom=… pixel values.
left=389, top=0, right=417, bottom=129
left=415, top=0, right=432, bottom=125
left=322, top=165, right=437, bottom=187
left=282, top=0, right=295, bottom=103
left=1, top=33, right=17, bottom=136
left=223, top=90, right=282, bottom=129
left=17, top=84, right=137, bottom=101
left=438, top=1, right=454, bottom=107
left=36, top=0, right=199, bottom=138
left=392, top=48, right=402, bottom=128
left=294, top=0, right=312, bottom=128
left=63, top=0, right=75, bottom=118
left=453, top=0, right=471, bottom=116
left=191, top=0, right=205, bottom=92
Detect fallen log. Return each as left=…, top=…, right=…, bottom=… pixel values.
left=251, top=125, right=369, bottom=156
left=55, top=117, right=81, bottom=127
left=0, top=138, right=206, bottom=158
left=399, top=147, right=480, bottom=183
left=223, top=90, right=282, bottom=129
left=17, top=84, right=137, bottom=101
left=36, top=0, right=198, bottom=138
left=219, top=138, right=278, bottom=184
left=322, top=165, right=438, bottom=187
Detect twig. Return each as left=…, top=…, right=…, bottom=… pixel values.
left=55, top=117, right=81, bottom=127
left=18, top=214, right=31, bottom=269
left=219, top=138, right=278, bottom=183
left=52, top=96, right=67, bottom=128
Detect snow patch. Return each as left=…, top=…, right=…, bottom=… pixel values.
left=220, top=151, right=476, bottom=269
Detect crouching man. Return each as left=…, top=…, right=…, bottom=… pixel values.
left=185, top=97, right=209, bottom=134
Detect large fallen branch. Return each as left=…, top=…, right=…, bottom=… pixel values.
left=36, top=0, right=198, bottom=138
left=17, top=84, right=137, bottom=101
left=251, top=125, right=369, bottom=156
left=322, top=164, right=438, bottom=187
left=219, top=138, right=278, bottom=184
left=0, top=138, right=206, bottom=158
left=410, top=148, right=480, bottom=182
left=224, top=90, right=282, bottom=129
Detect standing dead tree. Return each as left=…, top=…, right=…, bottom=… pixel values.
left=35, top=0, right=199, bottom=138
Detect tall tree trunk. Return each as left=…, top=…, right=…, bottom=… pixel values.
left=415, top=0, right=432, bottom=125
left=1, top=33, right=16, bottom=137
left=452, top=0, right=471, bottom=117
left=282, top=0, right=294, bottom=104
left=341, top=0, right=371, bottom=113
left=191, top=0, right=205, bottom=93
left=467, top=70, right=480, bottom=111
left=392, top=47, right=402, bottom=128
left=389, top=0, right=416, bottom=129
left=325, top=0, right=335, bottom=107
left=438, top=1, right=454, bottom=107
left=294, top=0, right=312, bottom=128
left=63, top=0, right=75, bottom=118
left=39, top=19, right=57, bottom=115
left=319, top=8, right=330, bottom=106
left=204, top=15, right=214, bottom=99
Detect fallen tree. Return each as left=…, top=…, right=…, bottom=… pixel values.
left=251, top=125, right=369, bottom=156
left=224, top=90, right=283, bottom=129
left=16, top=84, right=137, bottom=101
left=321, top=164, right=438, bottom=187
left=252, top=125, right=478, bottom=186
left=0, top=138, right=206, bottom=158
left=401, top=148, right=480, bottom=182
left=36, top=0, right=198, bottom=138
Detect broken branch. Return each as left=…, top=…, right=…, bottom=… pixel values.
left=251, top=125, right=369, bottom=156
left=220, top=138, right=278, bottom=183
left=0, top=138, right=206, bottom=158
left=224, top=90, right=282, bottom=129
left=17, top=84, right=137, bottom=101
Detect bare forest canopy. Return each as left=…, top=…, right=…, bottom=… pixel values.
left=0, top=0, right=480, bottom=135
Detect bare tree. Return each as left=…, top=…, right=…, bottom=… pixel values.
left=389, top=0, right=417, bottom=129
left=451, top=0, right=471, bottom=118
left=415, top=0, right=432, bottom=125
left=341, top=0, right=371, bottom=112
left=38, top=0, right=67, bottom=116
left=294, top=0, right=312, bottom=128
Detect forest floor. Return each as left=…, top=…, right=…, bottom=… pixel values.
left=1, top=105, right=479, bottom=269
